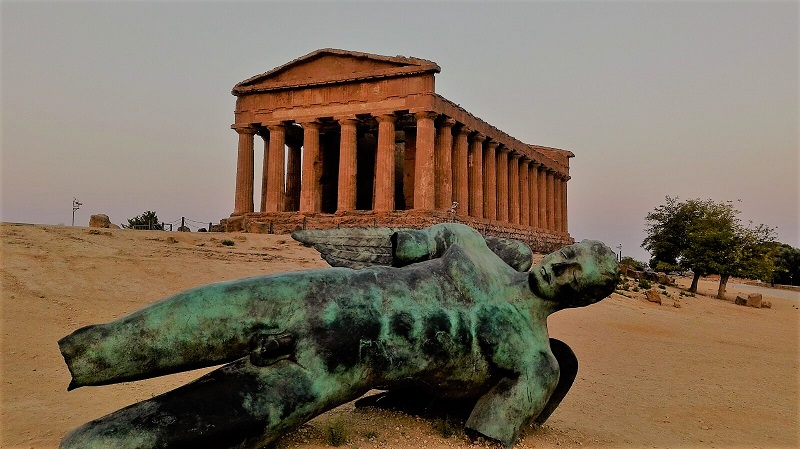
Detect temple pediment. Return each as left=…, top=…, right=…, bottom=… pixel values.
left=233, top=48, right=440, bottom=95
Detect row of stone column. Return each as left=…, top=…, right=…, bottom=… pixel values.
left=232, top=112, right=569, bottom=234
left=449, top=123, right=569, bottom=234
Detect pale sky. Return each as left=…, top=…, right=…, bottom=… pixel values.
left=2, top=1, right=797, bottom=262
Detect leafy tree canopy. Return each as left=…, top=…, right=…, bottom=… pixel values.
left=619, top=256, right=647, bottom=271
left=642, top=197, right=776, bottom=297
left=127, top=211, right=163, bottom=230
left=771, top=243, right=800, bottom=286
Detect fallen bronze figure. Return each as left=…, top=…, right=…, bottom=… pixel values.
left=58, top=223, right=618, bottom=448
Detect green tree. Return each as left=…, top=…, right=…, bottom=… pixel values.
left=127, top=211, right=163, bottom=230
left=643, top=197, right=708, bottom=292
left=643, top=197, right=776, bottom=297
left=772, top=244, right=800, bottom=285
left=619, top=256, right=647, bottom=271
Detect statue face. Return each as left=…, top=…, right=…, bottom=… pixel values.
left=529, top=240, right=619, bottom=308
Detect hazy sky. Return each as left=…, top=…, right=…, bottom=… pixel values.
left=2, top=1, right=797, bottom=261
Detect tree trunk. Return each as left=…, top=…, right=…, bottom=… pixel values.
left=716, top=274, right=730, bottom=299
left=689, top=272, right=701, bottom=293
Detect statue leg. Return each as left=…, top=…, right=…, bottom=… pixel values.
left=533, top=338, right=578, bottom=425
left=60, top=359, right=340, bottom=449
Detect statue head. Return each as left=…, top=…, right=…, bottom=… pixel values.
left=529, top=240, right=619, bottom=309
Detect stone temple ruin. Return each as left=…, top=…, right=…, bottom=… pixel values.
left=220, top=49, right=574, bottom=251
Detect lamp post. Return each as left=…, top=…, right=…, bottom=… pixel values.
left=72, top=198, right=82, bottom=226
left=616, top=244, right=622, bottom=262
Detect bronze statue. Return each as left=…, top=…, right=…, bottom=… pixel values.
left=58, top=223, right=619, bottom=449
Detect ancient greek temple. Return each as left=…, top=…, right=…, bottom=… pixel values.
left=221, top=49, right=573, bottom=250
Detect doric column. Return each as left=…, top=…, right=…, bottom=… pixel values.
left=299, top=121, right=322, bottom=213
left=509, top=153, right=521, bottom=224
left=482, top=140, right=499, bottom=220
left=265, top=123, right=286, bottom=213
left=519, top=158, right=530, bottom=227
left=337, top=117, right=359, bottom=212
left=452, top=126, right=470, bottom=216
left=496, top=146, right=510, bottom=222
left=529, top=162, right=539, bottom=228
left=562, top=176, right=569, bottom=234
left=285, top=138, right=302, bottom=212
left=413, top=111, right=438, bottom=210
left=537, top=165, right=547, bottom=228
left=233, top=127, right=255, bottom=215
left=258, top=131, right=269, bottom=212
left=468, top=133, right=486, bottom=218
left=546, top=169, right=555, bottom=231
left=434, top=117, right=456, bottom=210
left=554, top=173, right=563, bottom=233
left=374, top=114, right=397, bottom=211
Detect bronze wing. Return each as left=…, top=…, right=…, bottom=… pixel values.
left=291, top=226, right=532, bottom=272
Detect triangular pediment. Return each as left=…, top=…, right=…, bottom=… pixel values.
left=234, top=49, right=440, bottom=94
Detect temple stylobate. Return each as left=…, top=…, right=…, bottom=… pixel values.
left=221, top=49, right=574, bottom=251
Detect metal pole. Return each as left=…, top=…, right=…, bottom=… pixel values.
left=72, top=198, right=82, bottom=226
left=181, top=217, right=185, bottom=230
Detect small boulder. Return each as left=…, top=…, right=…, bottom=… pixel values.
left=657, top=273, right=673, bottom=285
left=645, top=289, right=662, bottom=304
left=746, top=293, right=762, bottom=308
left=178, top=226, right=191, bottom=232
left=761, top=300, right=772, bottom=309
left=109, top=223, right=121, bottom=229
left=89, top=214, right=111, bottom=228
left=735, top=295, right=747, bottom=306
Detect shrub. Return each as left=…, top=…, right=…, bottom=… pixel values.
left=126, top=211, right=163, bottom=230
left=638, top=279, right=652, bottom=289
left=362, top=431, right=379, bottom=440
left=325, top=420, right=348, bottom=447
left=433, top=417, right=459, bottom=439
left=221, top=239, right=235, bottom=246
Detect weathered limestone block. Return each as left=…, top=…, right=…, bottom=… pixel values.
left=656, top=273, right=673, bottom=285
left=645, top=289, right=662, bottom=304
left=109, top=223, right=120, bottom=229
left=89, top=214, right=111, bottom=228
left=178, top=226, right=191, bottom=232
left=746, top=293, right=762, bottom=308
left=735, top=295, right=747, bottom=306
left=761, top=300, right=772, bottom=309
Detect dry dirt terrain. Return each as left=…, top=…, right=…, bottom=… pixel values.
left=1, top=223, right=798, bottom=449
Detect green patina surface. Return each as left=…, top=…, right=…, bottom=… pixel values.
left=58, top=223, right=619, bottom=449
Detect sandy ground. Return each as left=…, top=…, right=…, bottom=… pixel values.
left=1, top=223, right=798, bottom=449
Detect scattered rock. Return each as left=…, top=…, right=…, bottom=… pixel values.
left=735, top=293, right=764, bottom=308
left=746, top=293, right=762, bottom=308
left=656, top=273, right=673, bottom=285
left=645, top=289, right=662, bottom=304
left=89, top=214, right=111, bottom=228
left=761, top=300, right=772, bottom=309
left=178, top=226, right=191, bottom=232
